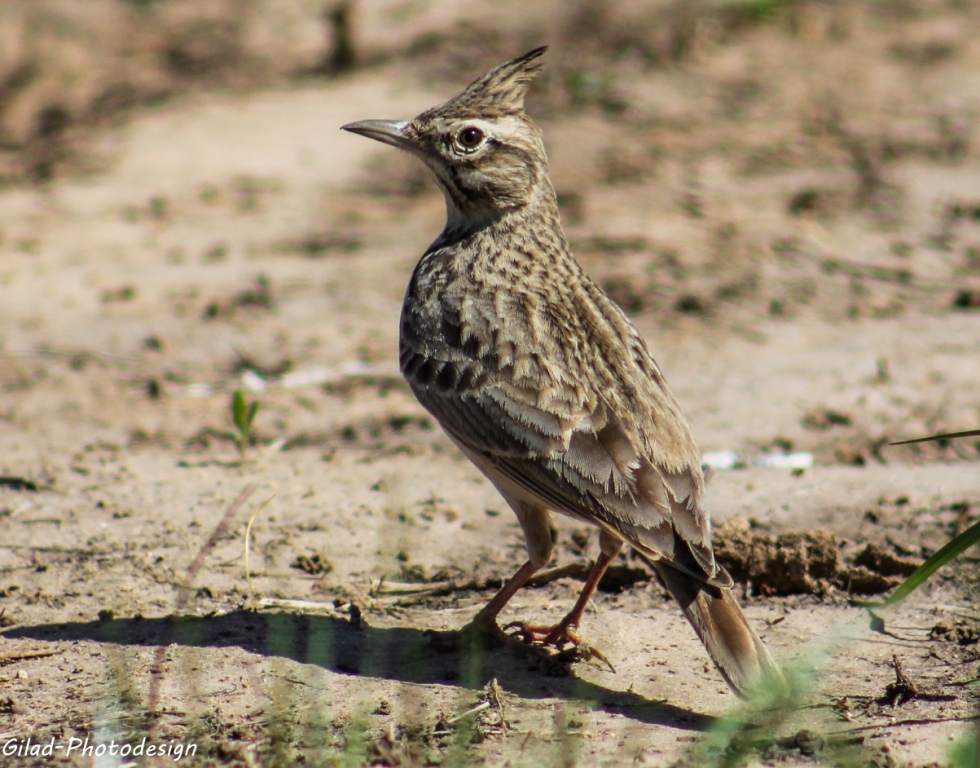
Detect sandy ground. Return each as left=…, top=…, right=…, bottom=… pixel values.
left=1, top=2, right=979, bottom=766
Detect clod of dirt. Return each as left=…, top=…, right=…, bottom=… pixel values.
left=717, top=523, right=915, bottom=597
left=712, top=518, right=839, bottom=595
left=277, top=231, right=364, bottom=257
left=802, top=408, right=852, bottom=430
left=231, top=352, right=293, bottom=378
left=788, top=187, right=823, bottom=215
left=673, top=294, right=708, bottom=315
left=399, top=564, right=429, bottom=583
left=290, top=553, right=333, bottom=576
left=203, top=275, right=275, bottom=320
left=837, top=539, right=929, bottom=594
left=834, top=444, right=868, bottom=466
left=952, top=288, right=980, bottom=309
left=0, top=476, right=41, bottom=492
left=99, top=284, right=137, bottom=302
left=836, top=566, right=900, bottom=595
left=930, top=619, right=979, bottom=645
left=165, top=19, right=243, bottom=78
left=765, top=729, right=826, bottom=760
left=853, top=542, right=921, bottom=576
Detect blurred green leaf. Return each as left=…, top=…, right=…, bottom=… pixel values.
left=231, top=389, right=259, bottom=462
left=233, top=389, right=247, bottom=434
left=948, top=726, right=979, bottom=768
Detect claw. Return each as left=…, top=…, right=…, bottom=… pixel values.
left=501, top=620, right=615, bottom=672
left=502, top=620, right=554, bottom=645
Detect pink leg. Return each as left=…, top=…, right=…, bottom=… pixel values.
left=473, top=559, right=542, bottom=626
left=547, top=546, right=617, bottom=638
left=505, top=533, right=623, bottom=669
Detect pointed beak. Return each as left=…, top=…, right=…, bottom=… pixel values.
left=341, top=119, right=413, bottom=150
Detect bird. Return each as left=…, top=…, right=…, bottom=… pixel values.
left=342, top=47, right=783, bottom=698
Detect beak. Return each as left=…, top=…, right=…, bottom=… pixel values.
left=341, top=119, right=413, bottom=150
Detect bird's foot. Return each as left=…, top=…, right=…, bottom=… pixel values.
left=461, top=612, right=512, bottom=649
left=502, top=620, right=615, bottom=672
left=426, top=612, right=513, bottom=653
left=503, top=619, right=576, bottom=647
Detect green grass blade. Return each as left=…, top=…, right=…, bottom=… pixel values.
left=246, top=400, right=259, bottom=431
left=852, top=518, right=980, bottom=608
left=890, top=428, right=980, bottom=446
left=233, top=389, right=247, bottom=434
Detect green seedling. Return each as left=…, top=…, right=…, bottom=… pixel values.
left=229, top=388, right=259, bottom=463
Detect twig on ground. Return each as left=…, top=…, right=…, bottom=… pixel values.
left=0, top=649, right=60, bottom=665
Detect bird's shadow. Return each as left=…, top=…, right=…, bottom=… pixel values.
left=3, top=610, right=723, bottom=731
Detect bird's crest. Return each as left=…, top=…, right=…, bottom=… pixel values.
left=423, top=46, right=547, bottom=120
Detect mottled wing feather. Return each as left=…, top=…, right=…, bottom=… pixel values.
left=405, top=352, right=730, bottom=587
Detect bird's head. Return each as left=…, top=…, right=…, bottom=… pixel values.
left=342, top=47, right=552, bottom=238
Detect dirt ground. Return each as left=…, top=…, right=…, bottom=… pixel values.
left=1, top=1, right=979, bottom=766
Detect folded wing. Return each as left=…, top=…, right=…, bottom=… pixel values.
left=402, top=346, right=732, bottom=588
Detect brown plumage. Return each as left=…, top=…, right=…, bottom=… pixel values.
left=342, top=47, right=783, bottom=698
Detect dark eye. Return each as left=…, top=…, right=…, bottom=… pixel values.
left=457, top=126, right=485, bottom=150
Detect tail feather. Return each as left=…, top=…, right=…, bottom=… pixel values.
left=655, top=562, right=785, bottom=699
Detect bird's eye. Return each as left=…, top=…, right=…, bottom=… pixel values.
left=456, top=126, right=485, bottom=151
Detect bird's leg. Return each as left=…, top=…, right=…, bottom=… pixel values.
left=468, top=559, right=542, bottom=640
left=427, top=557, right=542, bottom=652
left=458, top=498, right=554, bottom=646
left=505, top=532, right=622, bottom=670
left=428, top=559, right=544, bottom=653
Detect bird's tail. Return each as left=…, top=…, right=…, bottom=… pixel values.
left=654, top=561, right=786, bottom=699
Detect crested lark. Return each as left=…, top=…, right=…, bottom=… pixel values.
left=342, top=47, right=783, bottom=698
